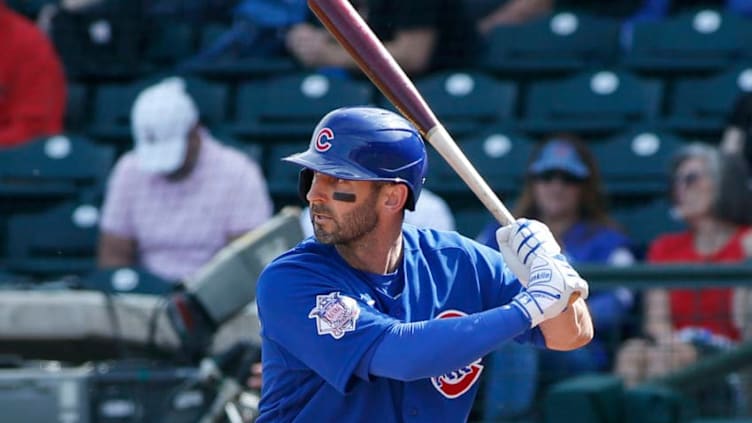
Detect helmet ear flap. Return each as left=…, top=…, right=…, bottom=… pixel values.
left=298, top=168, right=314, bottom=203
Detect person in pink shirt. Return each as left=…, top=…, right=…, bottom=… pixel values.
left=97, top=77, right=273, bottom=282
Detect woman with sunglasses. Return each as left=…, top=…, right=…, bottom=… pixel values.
left=615, top=143, right=752, bottom=391
left=476, top=135, right=635, bottom=420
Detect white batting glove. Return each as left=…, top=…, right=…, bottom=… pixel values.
left=496, top=218, right=561, bottom=285
left=510, top=255, right=589, bottom=328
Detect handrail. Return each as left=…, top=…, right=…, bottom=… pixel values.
left=575, top=262, right=752, bottom=289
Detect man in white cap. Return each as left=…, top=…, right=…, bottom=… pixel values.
left=97, top=77, right=273, bottom=282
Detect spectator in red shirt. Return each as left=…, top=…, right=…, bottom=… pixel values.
left=615, top=143, right=752, bottom=387
left=0, top=0, right=66, bottom=147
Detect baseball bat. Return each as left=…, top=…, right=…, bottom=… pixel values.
left=308, top=0, right=582, bottom=305
left=307, top=0, right=514, bottom=226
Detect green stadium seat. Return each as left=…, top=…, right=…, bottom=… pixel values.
left=0, top=135, right=115, bottom=215
left=64, top=81, right=90, bottom=133
left=231, top=73, right=374, bottom=143
left=187, top=23, right=298, bottom=80
left=520, top=69, right=663, bottom=136
left=623, top=9, right=752, bottom=76
left=480, top=11, right=621, bottom=78
left=423, top=124, right=534, bottom=198
left=612, top=199, right=685, bottom=258
left=592, top=127, right=685, bottom=197
left=5, top=201, right=101, bottom=279
left=88, top=76, right=230, bottom=148
left=143, top=21, right=198, bottom=69
left=543, top=374, right=625, bottom=423
left=663, top=64, right=752, bottom=138
left=79, top=267, right=175, bottom=295
left=264, top=141, right=310, bottom=203
left=380, top=71, right=518, bottom=138
left=452, top=206, right=492, bottom=239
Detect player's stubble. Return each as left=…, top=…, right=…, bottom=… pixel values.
left=310, top=184, right=382, bottom=246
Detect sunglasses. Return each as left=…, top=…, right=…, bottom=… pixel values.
left=674, top=170, right=706, bottom=188
left=534, top=170, right=585, bottom=184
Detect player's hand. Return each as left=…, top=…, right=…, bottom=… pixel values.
left=510, top=255, right=589, bottom=328
left=496, top=218, right=561, bottom=285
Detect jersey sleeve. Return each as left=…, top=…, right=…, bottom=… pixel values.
left=256, top=258, right=397, bottom=394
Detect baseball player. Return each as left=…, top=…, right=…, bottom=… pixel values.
left=255, top=106, right=593, bottom=422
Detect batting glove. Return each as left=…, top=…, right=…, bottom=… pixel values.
left=510, top=255, right=589, bottom=328
left=496, top=218, right=562, bottom=285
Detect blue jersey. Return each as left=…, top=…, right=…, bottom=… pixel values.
left=256, top=225, right=540, bottom=422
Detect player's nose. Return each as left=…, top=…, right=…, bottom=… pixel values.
left=306, top=173, right=328, bottom=203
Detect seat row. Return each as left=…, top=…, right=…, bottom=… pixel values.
left=64, top=65, right=751, bottom=155
left=54, top=8, right=752, bottom=81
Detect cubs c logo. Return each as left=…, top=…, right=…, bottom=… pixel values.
left=315, top=127, right=334, bottom=152
left=430, top=310, right=484, bottom=399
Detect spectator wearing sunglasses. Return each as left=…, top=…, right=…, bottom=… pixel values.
left=615, top=143, right=752, bottom=391
left=475, top=135, right=635, bottom=420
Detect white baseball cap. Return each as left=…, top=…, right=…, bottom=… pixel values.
left=131, top=77, right=198, bottom=174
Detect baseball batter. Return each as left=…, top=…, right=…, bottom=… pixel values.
left=256, top=107, right=593, bottom=422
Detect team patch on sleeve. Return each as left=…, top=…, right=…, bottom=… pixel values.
left=308, top=292, right=361, bottom=339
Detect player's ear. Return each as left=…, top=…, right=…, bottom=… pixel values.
left=382, top=183, right=408, bottom=211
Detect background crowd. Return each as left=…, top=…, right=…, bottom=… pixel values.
left=2, top=0, right=752, bottom=421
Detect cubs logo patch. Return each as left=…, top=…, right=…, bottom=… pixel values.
left=309, top=292, right=360, bottom=339
left=430, top=310, right=484, bottom=399
left=314, top=127, right=334, bottom=152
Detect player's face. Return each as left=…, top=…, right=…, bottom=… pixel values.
left=673, top=157, right=714, bottom=222
left=307, top=173, right=382, bottom=245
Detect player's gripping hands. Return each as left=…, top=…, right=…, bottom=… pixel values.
left=496, top=219, right=589, bottom=327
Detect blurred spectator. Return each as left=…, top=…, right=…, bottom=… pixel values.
left=476, top=135, right=635, bottom=419
left=615, top=143, right=752, bottom=388
left=285, top=0, right=480, bottom=76
left=299, top=188, right=456, bottom=237
left=97, top=77, right=273, bottom=282
left=0, top=0, right=65, bottom=147
left=179, top=0, right=307, bottom=71
left=721, top=91, right=752, bottom=174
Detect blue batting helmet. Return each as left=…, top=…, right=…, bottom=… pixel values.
left=283, top=106, right=428, bottom=210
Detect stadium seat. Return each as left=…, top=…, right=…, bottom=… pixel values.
left=591, top=126, right=685, bottom=197
left=79, top=267, right=175, bottom=295
left=380, top=71, right=518, bottom=138
left=480, top=11, right=621, bottom=78
left=623, top=8, right=752, bottom=76
left=520, top=69, right=663, bottom=136
left=50, top=5, right=145, bottom=80
left=88, top=76, right=230, bottom=149
left=64, top=82, right=90, bottom=133
left=143, top=21, right=198, bottom=70
left=5, top=201, right=101, bottom=279
left=423, top=124, right=535, bottom=198
left=453, top=206, right=493, bottom=241
left=612, top=199, right=685, bottom=258
left=231, top=73, right=374, bottom=143
left=264, top=141, right=310, bottom=203
left=662, top=64, right=752, bottom=138
left=186, top=23, right=298, bottom=80
left=0, top=135, right=115, bottom=215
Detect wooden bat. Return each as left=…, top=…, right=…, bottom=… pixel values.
left=307, top=0, right=514, bottom=226
left=308, top=0, right=582, bottom=305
